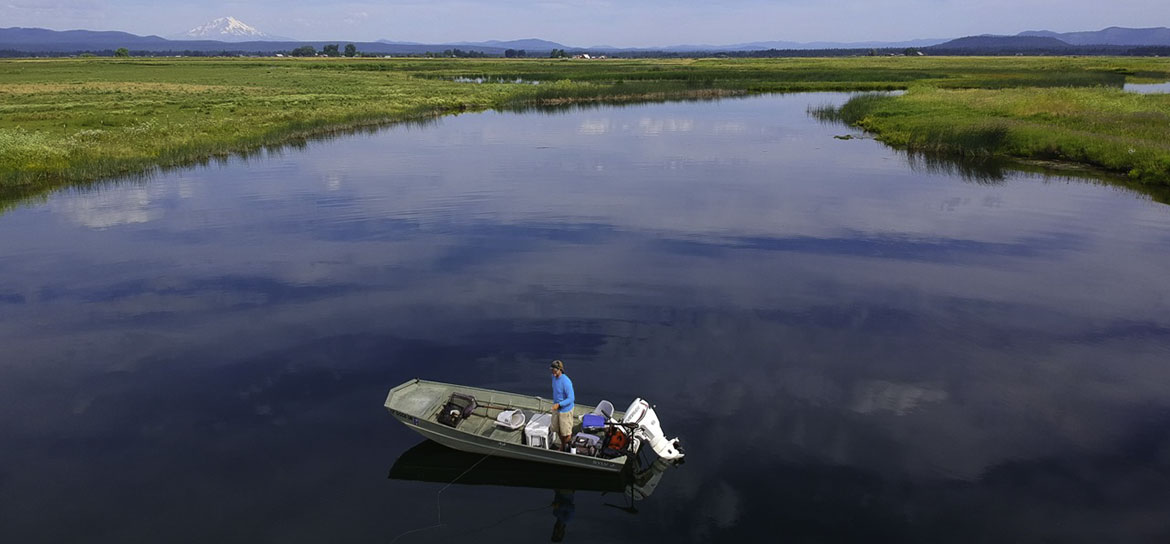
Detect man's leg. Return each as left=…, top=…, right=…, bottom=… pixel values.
left=557, top=411, right=573, bottom=451
left=550, top=410, right=561, bottom=449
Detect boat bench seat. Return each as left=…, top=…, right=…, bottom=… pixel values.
left=391, top=386, right=447, bottom=418
left=474, top=409, right=543, bottom=443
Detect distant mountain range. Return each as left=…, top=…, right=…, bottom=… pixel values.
left=0, top=27, right=170, bottom=50
left=403, top=37, right=954, bottom=52
left=925, top=27, right=1170, bottom=53
left=0, top=28, right=470, bottom=55
left=451, top=38, right=567, bottom=50
left=1017, top=26, right=1170, bottom=46
left=366, top=27, right=1170, bottom=53
left=931, top=35, right=1073, bottom=50
left=633, top=39, right=952, bottom=52
left=2, top=24, right=1169, bottom=56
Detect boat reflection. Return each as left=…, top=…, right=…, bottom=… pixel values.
left=389, top=439, right=678, bottom=541
left=389, top=439, right=676, bottom=499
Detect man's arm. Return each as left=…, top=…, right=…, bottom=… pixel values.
left=562, top=378, right=575, bottom=408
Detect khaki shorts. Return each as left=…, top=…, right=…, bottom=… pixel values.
left=551, top=410, right=573, bottom=437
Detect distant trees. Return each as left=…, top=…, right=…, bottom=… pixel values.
left=549, top=48, right=568, bottom=58
left=322, top=44, right=340, bottom=57
left=344, top=43, right=357, bottom=57
left=114, top=47, right=129, bottom=57
left=290, top=45, right=316, bottom=57
left=440, top=48, right=488, bottom=58
left=503, top=49, right=527, bottom=58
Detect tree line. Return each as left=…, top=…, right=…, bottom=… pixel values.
left=289, top=44, right=360, bottom=57
left=424, top=48, right=491, bottom=58
left=8, top=43, right=1170, bottom=59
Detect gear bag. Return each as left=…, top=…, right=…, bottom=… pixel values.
left=437, top=392, right=477, bottom=428
left=571, top=432, right=602, bottom=457
left=600, top=426, right=630, bottom=458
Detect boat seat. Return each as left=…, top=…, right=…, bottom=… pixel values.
left=592, top=400, right=615, bottom=421
left=495, top=409, right=526, bottom=430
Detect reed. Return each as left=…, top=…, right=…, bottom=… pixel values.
left=817, top=87, right=1170, bottom=182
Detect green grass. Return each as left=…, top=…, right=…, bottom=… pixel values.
left=2, top=55, right=1170, bottom=209
left=814, top=86, right=1170, bottom=182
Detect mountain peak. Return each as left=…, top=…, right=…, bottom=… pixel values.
left=174, top=16, right=281, bottom=42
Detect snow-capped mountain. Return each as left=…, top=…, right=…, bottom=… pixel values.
left=172, top=17, right=288, bottom=42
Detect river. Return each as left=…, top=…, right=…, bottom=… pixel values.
left=1, top=93, right=1168, bottom=542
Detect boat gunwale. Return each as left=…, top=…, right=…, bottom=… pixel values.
left=386, top=378, right=623, bottom=419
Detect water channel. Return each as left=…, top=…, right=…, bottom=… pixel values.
left=1124, top=81, right=1170, bottom=93
left=1, top=93, right=1168, bottom=542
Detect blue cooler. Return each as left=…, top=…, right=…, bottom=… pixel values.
left=582, top=413, right=606, bottom=432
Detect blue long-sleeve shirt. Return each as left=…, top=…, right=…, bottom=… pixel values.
left=551, top=374, right=574, bottom=413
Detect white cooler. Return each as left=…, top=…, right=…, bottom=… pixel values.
left=524, top=413, right=552, bottom=449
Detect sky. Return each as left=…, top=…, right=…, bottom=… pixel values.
left=1, top=0, right=1167, bottom=47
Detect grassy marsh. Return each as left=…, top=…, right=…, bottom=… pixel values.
left=813, top=86, right=1170, bottom=182
left=2, top=56, right=1170, bottom=208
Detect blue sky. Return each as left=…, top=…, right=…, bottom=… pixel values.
left=2, top=0, right=1165, bottom=46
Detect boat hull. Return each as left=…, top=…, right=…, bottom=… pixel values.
left=390, top=411, right=625, bottom=472
left=385, top=378, right=628, bottom=473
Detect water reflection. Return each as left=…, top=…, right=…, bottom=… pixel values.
left=389, top=440, right=628, bottom=492
left=0, top=117, right=443, bottom=214
left=551, top=489, right=574, bottom=542
left=6, top=91, right=1162, bottom=216
left=388, top=440, right=677, bottom=542
left=1, top=93, right=1169, bottom=542
left=451, top=76, right=542, bottom=85
left=903, top=151, right=1012, bottom=185
left=1124, top=81, right=1170, bottom=94
left=900, top=148, right=1170, bottom=205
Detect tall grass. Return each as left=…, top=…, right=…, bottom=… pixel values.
left=810, top=93, right=896, bottom=124
left=817, top=87, right=1170, bottom=182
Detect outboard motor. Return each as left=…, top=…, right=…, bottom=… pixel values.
left=621, top=398, right=684, bottom=461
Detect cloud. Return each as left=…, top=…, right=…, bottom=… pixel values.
left=51, top=186, right=158, bottom=229
left=341, top=10, right=369, bottom=25
left=850, top=380, right=949, bottom=416
left=0, top=0, right=106, bottom=27
left=578, top=119, right=610, bottom=135
left=637, top=117, right=695, bottom=135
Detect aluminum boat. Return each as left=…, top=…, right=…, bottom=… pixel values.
left=384, top=378, right=684, bottom=473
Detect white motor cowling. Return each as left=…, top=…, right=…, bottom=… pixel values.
left=621, top=398, right=684, bottom=461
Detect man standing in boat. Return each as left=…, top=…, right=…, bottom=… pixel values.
left=549, top=360, right=575, bottom=451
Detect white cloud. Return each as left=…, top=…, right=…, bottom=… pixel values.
left=637, top=117, right=694, bottom=135
left=52, top=186, right=159, bottom=229
left=578, top=119, right=610, bottom=135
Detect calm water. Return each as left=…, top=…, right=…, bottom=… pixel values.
left=2, top=94, right=1169, bottom=543
left=1124, top=81, right=1170, bottom=94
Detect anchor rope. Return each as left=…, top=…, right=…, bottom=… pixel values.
left=388, top=450, right=492, bottom=544
left=388, top=435, right=523, bottom=544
